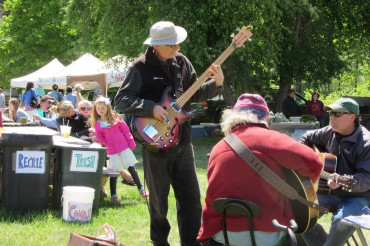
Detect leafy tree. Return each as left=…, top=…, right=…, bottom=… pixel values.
left=63, top=0, right=151, bottom=59
left=0, top=0, right=77, bottom=87
left=0, top=0, right=368, bottom=111
left=65, top=0, right=368, bottom=111
left=65, top=0, right=287, bottom=106
left=322, top=62, right=370, bottom=105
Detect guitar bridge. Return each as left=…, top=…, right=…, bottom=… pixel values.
left=143, top=124, right=159, bottom=141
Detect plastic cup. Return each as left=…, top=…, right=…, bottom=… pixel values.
left=60, top=125, right=71, bottom=138
left=20, top=117, right=27, bottom=124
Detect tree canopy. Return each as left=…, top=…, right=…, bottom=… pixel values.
left=0, top=0, right=77, bottom=84
left=0, top=0, right=368, bottom=110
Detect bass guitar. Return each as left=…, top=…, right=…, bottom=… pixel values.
left=132, top=26, right=253, bottom=151
left=313, top=146, right=357, bottom=194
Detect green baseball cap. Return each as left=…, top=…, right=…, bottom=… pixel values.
left=324, top=98, right=359, bottom=116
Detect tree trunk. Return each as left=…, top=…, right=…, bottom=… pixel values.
left=294, top=12, right=302, bottom=95
left=275, top=82, right=291, bottom=113
left=296, top=77, right=302, bottom=94
left=223, top=83, right=236, bottom=107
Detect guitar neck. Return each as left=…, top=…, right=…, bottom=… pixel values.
left=320, top=170, right=331, bottom=180
left=176, top=44, right=239, bottom=108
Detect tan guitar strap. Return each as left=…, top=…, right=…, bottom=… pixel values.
left=224, top=133, right=328, bottom=214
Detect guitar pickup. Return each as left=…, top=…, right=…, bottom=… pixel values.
left=143, top=124, right=159, bottom=141
left=170, top=102, right=181, bottom=113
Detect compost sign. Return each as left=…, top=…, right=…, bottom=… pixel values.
left=16, top=150, right=45, bottom=174
left=70, top=150, right=99, bottom=172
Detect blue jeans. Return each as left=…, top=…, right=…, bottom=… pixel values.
left=302, top=194, right=370, bottom=246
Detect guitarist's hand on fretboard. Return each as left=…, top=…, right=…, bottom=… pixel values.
left=313, top=145, right=358, bottom=193
left=327, top=172, right=358, bottom=192
left=327, top=173, right=341, bottom=190
left=208, top=64, right=224, bottom=86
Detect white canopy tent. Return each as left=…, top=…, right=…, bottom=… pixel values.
left=10, top=58, right=65, bottom=88
left=38, top=53, right=106, bottom=90
left=38, top=53, right=131, bottom=96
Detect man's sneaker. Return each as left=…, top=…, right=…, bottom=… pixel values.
left=139, top=187, right=149, bottom=198
left=111, top=195, right=120, bottom=204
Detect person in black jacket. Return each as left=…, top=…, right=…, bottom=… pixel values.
left=300, top=98, right=370, bottom=246
left=114, top=21, right=224, bottom=246
left=52, top=100, right=90, bottom=138
left=282, top=89, right=302, bottom=119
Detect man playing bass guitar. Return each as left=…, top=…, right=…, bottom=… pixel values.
left=300, top=98, right=370, bottom=246
left=114, top=21, right=224, bottom=246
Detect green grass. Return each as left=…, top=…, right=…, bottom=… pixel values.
left=0, top=137, right=368, bottom=245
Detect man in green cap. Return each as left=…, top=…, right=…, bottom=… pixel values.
left=300, top=97, right=370, bottom=246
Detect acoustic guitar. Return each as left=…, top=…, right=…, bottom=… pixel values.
left=313, top=146, right=357, bottom=194
left=283, top=169, right=319, bottom=234
left=131, top=26, right=253, bottom=151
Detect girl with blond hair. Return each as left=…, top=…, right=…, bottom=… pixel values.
left=77, top=99, right=126, bottom=204
left=91, top=97, right=148, bottom=200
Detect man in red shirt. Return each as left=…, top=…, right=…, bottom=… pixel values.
left=198, top=93, right=323, bottom=245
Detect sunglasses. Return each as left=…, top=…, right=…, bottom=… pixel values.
left=80, top=106, right=92, bottom=111
left=329, top=111, right=351, bottom=117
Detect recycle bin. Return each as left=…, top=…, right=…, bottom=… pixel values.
left=52, top=142, right=106, bottom=211
left=1, top=133, right=53, bottom=211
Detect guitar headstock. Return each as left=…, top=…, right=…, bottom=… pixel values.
left=338, top=175, right=358, bottom=192
left=232, top=26, right=253, bottom=48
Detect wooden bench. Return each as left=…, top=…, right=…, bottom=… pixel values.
left=102, top=167, right=120, bottom=178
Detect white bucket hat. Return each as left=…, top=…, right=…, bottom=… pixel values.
left=144, top=21, right=187, bottom=45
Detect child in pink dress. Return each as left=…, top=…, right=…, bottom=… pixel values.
left=91, top=97, right=149, bottom=200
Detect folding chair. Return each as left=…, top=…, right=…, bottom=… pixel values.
left=213, top=198, right=261, bottom=246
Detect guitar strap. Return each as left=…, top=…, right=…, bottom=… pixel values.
left=224, top=133, right=328, bottom=214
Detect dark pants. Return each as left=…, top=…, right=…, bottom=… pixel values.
left=142, top=142, right=202, bottom=246
left=109, top=177, right=117, bottom=196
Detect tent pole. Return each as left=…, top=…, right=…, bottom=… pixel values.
left=105, top=73, right=108, bottom=98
